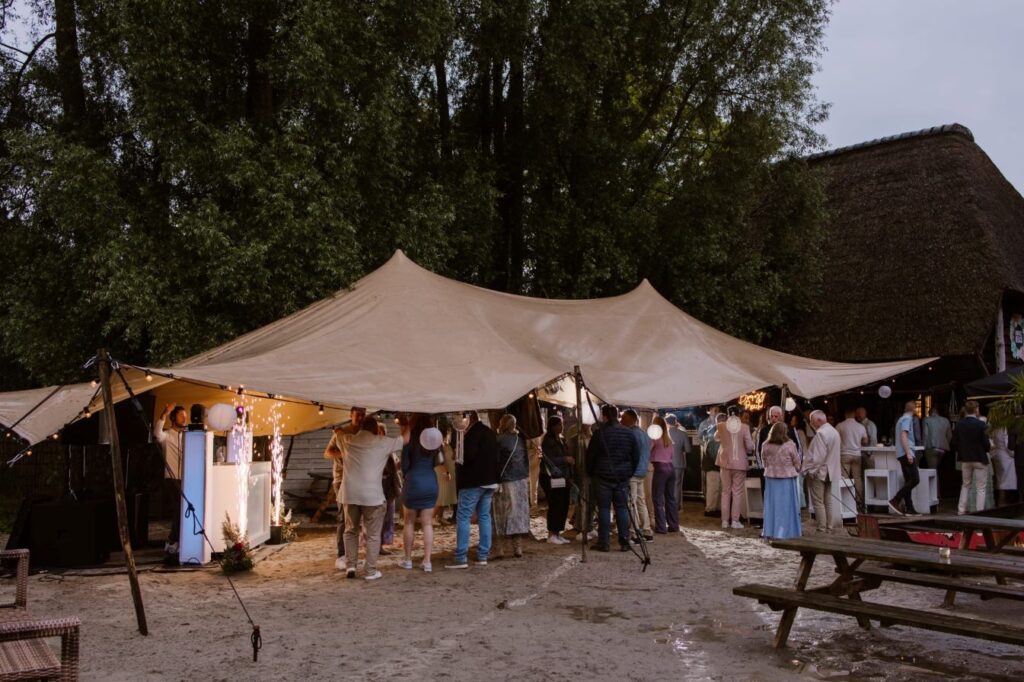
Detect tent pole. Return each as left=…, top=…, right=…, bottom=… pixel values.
left=574, top=365, right=587, bottom=564
left=780, top=384, right=789, bottom=412
left=98, top=348, right=149, bottom=636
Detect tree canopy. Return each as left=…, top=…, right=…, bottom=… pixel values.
left=0, top=0, right=831, bottom=390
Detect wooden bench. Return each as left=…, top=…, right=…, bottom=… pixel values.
left=734, top=583, right=1024, bottom=648
left=854, top=564, right=1024, bottom=602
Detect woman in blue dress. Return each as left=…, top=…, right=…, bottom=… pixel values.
left=761, top=422, right=803, bottom=540
left=401, top=414, right=441, bottom=572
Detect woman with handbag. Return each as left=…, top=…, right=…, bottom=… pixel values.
left=540, top=416, right=573, bottom=544
left=494, top=414, right=532, bottom=558
left=401, top=414, right=442, bottom=572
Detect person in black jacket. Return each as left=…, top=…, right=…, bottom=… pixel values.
left=540, top=416, right=574, bottom=544
left=586, top=405, right=640, bottom=552
left=447, top=411, right=500, bottom=569
left=952, top=401, right=991, bottom=515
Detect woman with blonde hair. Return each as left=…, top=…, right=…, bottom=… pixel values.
left=761, top=421, right=802, bottom=540
left=649, top=415, right=680, bottom=533
left=494, top=413, right=532, bottom=558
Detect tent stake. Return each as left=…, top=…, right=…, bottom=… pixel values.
left=98, top=348, right=149, bottom=636
left=574, top=365, right=588, bottom=564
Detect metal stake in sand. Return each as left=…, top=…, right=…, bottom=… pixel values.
left=98, top=348, right=149, bottom=635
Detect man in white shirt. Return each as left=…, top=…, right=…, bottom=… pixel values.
left=340, top=416, right=406, bottom=580
left=802, top=410, right=843, bottom=532
left=154, top=404, right=187, bottom=555
left=836, top=408, right=868, bottom=510
left=323, top=406, right=366, bottom=570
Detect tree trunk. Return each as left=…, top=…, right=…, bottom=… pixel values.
left=504, top=52, right=526, bottom=293
left=245, top=7, right=275, bottom=132
left=434, top=53, right=451, bottom=162
left=53, top=0, right=90, bottom=137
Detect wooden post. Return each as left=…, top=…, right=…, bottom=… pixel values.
left=98, top=349, right=149, bottom=636
left=575, top=365, right=588, bottom=563
left=995, top=299, right=1006, bottom=373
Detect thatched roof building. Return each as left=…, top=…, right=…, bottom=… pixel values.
left=775, top=123, right=1024, bottom=378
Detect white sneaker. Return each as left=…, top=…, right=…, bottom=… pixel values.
left=555, top=535, right=571, bottom=545
left=722, top=522, right=730, bottom=529
left=421, top=562, right=432, bottom=573
left=731, top=521, right=744, bottom=529
left=364, top=570, right=383, bottom=581
left=335, top=557, right=347, bottom=571
left=547, top=535, right=562, bottom=544
left=399, top=559, right=413, bottom=570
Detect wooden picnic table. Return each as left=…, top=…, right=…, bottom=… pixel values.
left=734, top=535, right=1024, bottom=649
left=896, top=513, right=1024, bottom=605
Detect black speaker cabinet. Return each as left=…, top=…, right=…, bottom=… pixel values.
left=28, top=499, right=110, bottom=567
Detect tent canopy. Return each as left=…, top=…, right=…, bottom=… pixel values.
left=965, top=365, right=1024, bottom=399
left=1, top=250, right=932, bottom=445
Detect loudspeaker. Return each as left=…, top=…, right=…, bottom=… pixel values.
left=28, top=499, right=110, bottom=567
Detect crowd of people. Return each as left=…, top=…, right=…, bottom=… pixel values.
left=310, top=395, right=1024, bottom=580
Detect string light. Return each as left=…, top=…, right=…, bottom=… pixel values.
left=90, top=379, right=98, bottom=388
left=51, top=433, right=59, bottom=440
left=528, top=392, right=535, bottom=399
left=317, top=404, right=325, bottom=415
left=25, top=450, right=31, bottom=457
left=145, top=371, right=153, bottom=382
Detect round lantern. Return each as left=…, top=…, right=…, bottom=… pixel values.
left=206, top=403, right=237, bottom=432
left=419, top=427, right=444, bottom=451
left=878, top=385, right=892, bottom=399
left=646, top=424, right=663, bottom=441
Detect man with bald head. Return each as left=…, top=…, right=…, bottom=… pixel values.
left=802, top=410, right=842, bottom=532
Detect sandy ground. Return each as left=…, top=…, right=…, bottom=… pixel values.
left=6, top=507, right=1024, bottom=681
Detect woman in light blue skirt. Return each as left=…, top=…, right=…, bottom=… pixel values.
left=761, top=423, right=803, bottom=539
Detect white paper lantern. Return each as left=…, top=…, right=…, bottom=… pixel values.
left=878, top=385, right=892, bottom=399
left=726, top=415, right=742, bottom=434
left=581, top=407, right=598, bottom=425
left=646, top=424, right=663, bottom=441
left=784, top=397, right=797, bottom=412
left=419, top=427, right=443, bottom=451
left=206, top=403, right=236, bottom=432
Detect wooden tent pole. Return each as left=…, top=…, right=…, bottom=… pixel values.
left=575, top=365, right=588, bottom=564
left=98, top=348, right=149, bottom=636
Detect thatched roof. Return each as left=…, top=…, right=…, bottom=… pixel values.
left=774, top=123, right=1024, bottom=362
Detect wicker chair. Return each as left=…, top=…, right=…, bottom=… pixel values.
left=0, top=549, right=80, bottom=681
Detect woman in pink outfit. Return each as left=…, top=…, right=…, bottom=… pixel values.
left=715, top=412, right=754, bottom=529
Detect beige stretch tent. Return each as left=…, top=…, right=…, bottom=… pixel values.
left=1, top=250, right=932, bottom=446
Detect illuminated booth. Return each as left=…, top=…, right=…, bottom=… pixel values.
left=178, top=416, right=272, bottom=565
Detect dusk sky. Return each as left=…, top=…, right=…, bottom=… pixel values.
left=814, top=0, right=1024, bottom=192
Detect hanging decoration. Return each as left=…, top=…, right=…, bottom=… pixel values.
left=1010, top=313, right=1024, bottom=361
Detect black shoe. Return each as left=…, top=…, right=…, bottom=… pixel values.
left=618, top=544, right=630, bottom=552
left=589, top=542, right=610, bottom=552
left=643, top=533, right=654, bottom=542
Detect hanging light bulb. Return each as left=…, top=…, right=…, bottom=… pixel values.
left=145, top=370, right=153, bottom=382
left=51, top=433, right=59, bottom=440
left=317, top=404, right=325, bottom=415
left=90, top=379, right=98, bottom=388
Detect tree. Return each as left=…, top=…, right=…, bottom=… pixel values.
left=0, top=0, right=831, bottom=390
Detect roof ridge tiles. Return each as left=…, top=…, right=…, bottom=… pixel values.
left=807, top=123, right=974, bottom=161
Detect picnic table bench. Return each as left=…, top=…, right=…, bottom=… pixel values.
left=877, top=513, right=1024, bottom=605
left=733, top=535, right=1024, bottom=649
